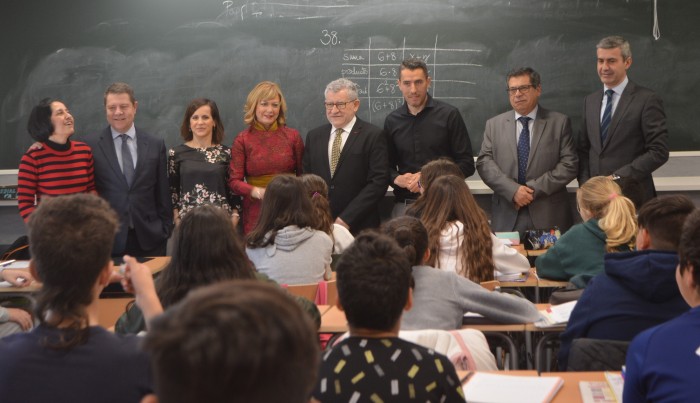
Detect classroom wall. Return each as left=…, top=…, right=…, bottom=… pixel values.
left=1, top=0, right=699, bottom=171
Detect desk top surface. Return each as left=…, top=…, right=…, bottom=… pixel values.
left=459, top=370, right=616, bottom=403
left=0, top=256, right=170, bottom=294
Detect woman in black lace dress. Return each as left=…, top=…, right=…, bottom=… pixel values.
left=168, top=98, right=240, bottom=226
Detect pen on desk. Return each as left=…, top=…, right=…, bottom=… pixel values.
left=1, top=259, right=16, bottom=267
left=460, top=371, right=474, bottom=384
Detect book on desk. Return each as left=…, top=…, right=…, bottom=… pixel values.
left=463, top=372, right=564, bottom=403
left=535, top=300, right=577, bottom=328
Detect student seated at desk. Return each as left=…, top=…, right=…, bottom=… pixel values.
left=0, top=194, right=162, bottom=403
left=409, top=172, right=530, bottom=283
left=142, top=281, right=319, bottom=403
left=312, top=232, right=466, bottom=402
left=382, top=216, right=540, bottom=330
left=245, top=175, right=332, bottom=285
left=116, top=204, right=320, bottom=334
left=536, top=176, right=636, bottom=288
left=0, top=269, right=34, bottom=338
left=559, top=195, right=694, bottom=370
left=624, top=208, right=700, bottom=402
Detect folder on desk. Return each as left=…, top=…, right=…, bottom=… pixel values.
left=496, top=271, right=530, bottom=282
left=495, top=231, right=520, bottom=245
left=534, top=300, right=577, bottom=328
left=463, top=372, right=563, bottom=402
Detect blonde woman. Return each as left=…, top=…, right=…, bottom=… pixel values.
left=536, top=176, right=637, bottom=288
left=229, top=81, right=304, bottom=234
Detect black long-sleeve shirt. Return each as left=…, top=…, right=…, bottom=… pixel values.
left=384, top=95, right=474, bottom=201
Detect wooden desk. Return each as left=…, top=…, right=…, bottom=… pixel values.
left=498, top=267, right=539, bottom=288
left=319, top=305, right=349, bottom=333
left=0, top=256, right=171, bottom=295
left=459, top=370, right=615, bottom=403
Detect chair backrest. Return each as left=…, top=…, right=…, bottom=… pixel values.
left=567, top=338, right=630, bottom=371
left=321, top=279, right=338, bottom=306
left=284, top=283, right=319, bottom=302
left=480, top=280, right=500, bottom=291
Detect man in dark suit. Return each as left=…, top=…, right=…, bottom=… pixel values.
left=578, top=36, right=669, bottom=204
left=83, top=82, right=172, bottom=256
left=303, top=78, right=389, bottom=234
left=477, top=67, right=578, bottom=235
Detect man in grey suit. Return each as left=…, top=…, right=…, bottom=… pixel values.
left=578, top=36, right=669, bottom=204
left=83, top=82, right=172, bottom=256
left=477, top=67, right=578, bottom=236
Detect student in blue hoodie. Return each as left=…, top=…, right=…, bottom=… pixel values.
left=623, top=207, right=700, bottom=402
left=559, top=195, right=695, bottom=369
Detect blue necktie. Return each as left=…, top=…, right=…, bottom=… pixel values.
left=120, top=134, right=135, bottom=187
left=600, top=89, right=614, bottom=144
left=517, top=116, right=531, bottom=185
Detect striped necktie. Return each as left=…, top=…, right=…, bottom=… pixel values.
left=120, top=134, right=135, bottom=187
left=600, top=89, right=614, bottom=144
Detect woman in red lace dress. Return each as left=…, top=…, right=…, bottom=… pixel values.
left=229, top=81, right=304, bottom=234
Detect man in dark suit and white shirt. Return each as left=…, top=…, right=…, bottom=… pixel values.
left=303, top=78, right=389, bottom=234
left=83, top=82, right=172, bottom=256
left=578, top=35, right=669, bottom=204
left=477, top=67, right=578, bottom=235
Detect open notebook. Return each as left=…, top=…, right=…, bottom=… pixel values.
left=463, top=372, right=563, bottom=403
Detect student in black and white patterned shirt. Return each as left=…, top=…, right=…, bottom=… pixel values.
left=312, top=232, right=465, bottom=403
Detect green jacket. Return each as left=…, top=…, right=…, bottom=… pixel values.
left=535, top=219, right=630, bottom=288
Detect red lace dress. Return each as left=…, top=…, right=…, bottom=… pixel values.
left=229, top=125, right=304, bottom=234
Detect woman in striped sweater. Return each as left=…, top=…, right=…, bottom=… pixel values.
left=18, top=98, right=96, bottom=221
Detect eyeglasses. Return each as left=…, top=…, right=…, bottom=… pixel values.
left=324, top=100, right=356, bottom=110
left=506, top=85, right=535, bottom=95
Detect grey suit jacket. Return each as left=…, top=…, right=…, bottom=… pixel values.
left=83, top=127, right=172, bottom=255
left=477, top=106, right=578, bottom=232
left=577, top=80, right=669, bottom=203
left=303, top=118, right=389, bottom=234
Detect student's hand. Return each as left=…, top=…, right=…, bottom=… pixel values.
left=120, top=255, right=163, bottom=325
left=513, top=186, right=534, bottom=208
left=7, top=308, right=33, bottom=331
left=1, top=269, right=33, bottom=287
left=27, top=142, right=42, bottom=152
left=231, top=210, right=240, bottom=227
left=335, top=217, right=349, bottom=230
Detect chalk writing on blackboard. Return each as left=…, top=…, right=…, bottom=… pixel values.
left=340, top=35, right=483, bottom=119
left=218, top=1, right=359, bottom=22
left=0, top=186, right=18, bottom=201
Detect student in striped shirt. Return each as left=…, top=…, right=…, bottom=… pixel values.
left=17, top=98, right=96, bottom=221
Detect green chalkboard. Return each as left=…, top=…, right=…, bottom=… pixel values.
left=1, top=0, right=698, bottom=170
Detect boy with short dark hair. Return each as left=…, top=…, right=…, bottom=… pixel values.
left=313, top=232, right=465, bottom=402
left=560, top=195, right=695, bottom=369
